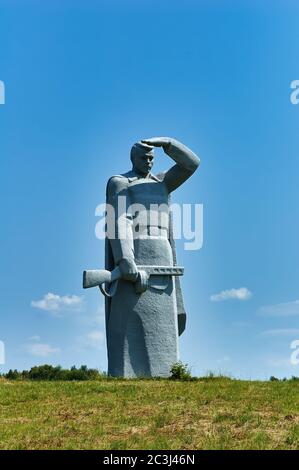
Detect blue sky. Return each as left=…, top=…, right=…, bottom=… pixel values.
left=0, top=0, right=299, bottom=379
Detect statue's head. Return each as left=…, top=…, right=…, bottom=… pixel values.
left=130, top=141, right=154, bottom=176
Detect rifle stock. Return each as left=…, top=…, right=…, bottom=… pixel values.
left=83, top=267, right=121, bottom=289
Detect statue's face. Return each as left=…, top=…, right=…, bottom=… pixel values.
left=132, top=150, right=154, bottom=175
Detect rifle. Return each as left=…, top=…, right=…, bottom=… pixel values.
left=83, top=265, right=184, bottom=297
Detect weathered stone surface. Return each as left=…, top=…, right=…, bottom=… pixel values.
left=85, top=137, right=200, bottom=377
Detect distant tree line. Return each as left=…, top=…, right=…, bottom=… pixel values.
left=1, top=365, right=105, bottom=381
left=269, top=375, right=299, bottom=382
left=0, top=364, right=298, bottom=381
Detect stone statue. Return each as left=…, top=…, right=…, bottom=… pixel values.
left=83, top=137, right=200, bottom=377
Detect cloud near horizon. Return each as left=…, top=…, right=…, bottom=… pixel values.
left=210, top=287, right=252, bottom=302
left=260, top=328, right=299, bottom=337
left=216, top=355, right=231, bottom=364
left=25, top=341, right=61, bottom=357
left=258, top=300, right=299, bottom=317
left=84, top=330, right=105, bottom=349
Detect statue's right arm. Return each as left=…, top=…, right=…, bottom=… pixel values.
left=106, top=177, right=138, bottom=281
left=141, top=137, right=200, bottom=192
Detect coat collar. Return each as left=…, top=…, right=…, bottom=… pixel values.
left=126, top=172, right=161, bottom=183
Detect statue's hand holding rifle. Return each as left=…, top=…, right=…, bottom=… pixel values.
left=118, top=258, right=138, bottom=282
left=83, top=263, right=184, bottom=297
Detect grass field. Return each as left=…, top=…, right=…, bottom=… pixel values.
left=0, top=377, right=298, bottom=450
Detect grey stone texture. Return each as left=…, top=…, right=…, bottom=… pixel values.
left=85, top=137, right=200, bottom=377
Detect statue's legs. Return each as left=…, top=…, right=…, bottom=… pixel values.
left=107, top=237, right=179, bottom=378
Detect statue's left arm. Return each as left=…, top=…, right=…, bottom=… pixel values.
left=141, top=137, right=200, bottom=192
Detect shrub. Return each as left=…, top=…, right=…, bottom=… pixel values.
left=270, top=376, right=279, bottom=382
left=170, top=361, right=192, bottom=381
left=6, top=369, right=19, bottom=380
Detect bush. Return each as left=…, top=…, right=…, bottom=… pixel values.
left=2, top=365, right=103, bottom=381
left=6, top=369, right=19, bottom=380
left=270, top=376, right=279, bottom=382
left=170, top=361, right=192, bottom=381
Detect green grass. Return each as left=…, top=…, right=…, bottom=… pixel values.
left=0, top=377, right=298, bottom=450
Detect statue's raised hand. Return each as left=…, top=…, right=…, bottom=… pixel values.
left=141, top=137, right=171, bottom=148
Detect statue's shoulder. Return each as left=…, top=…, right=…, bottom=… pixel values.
left=106, top=173, right=130, bottom=195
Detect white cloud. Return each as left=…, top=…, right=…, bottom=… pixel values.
left=260, top=329, right=299, bottom=337
left=78, top=304, right=105, bottom=326
left=93, top=305, right=105, bottom=324
left=265, top=357, right=294, bottom=368
left=85, top=330, right=105, bottom=349
left=28, top=335, right=41, bottom=342
left=232, top=321, right=252, bottom=328
left=210, top=287, right=252, bottom=302
left=26, top=342, right=61, bottom=357
left=216, top=356, right=231, bottom=364
left=31, top=292, right=83, bottom=315
left=258, top=300, right=299, bottom=317
left=0, top=341, right=5, bottom=365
